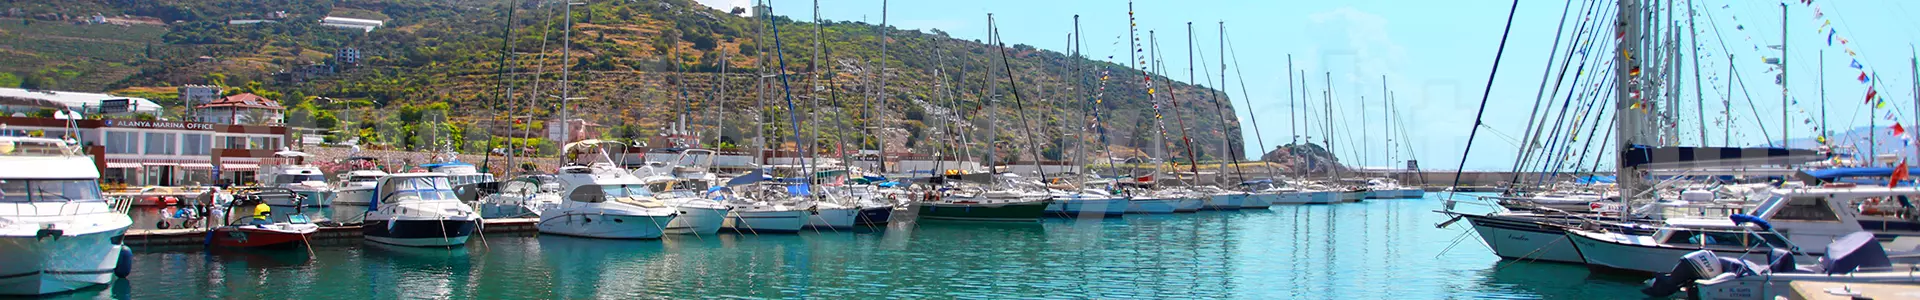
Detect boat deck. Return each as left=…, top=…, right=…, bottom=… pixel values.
left=1787, top=281, right=1920, bottom=300
left=124, top=218, right=539, bottom=247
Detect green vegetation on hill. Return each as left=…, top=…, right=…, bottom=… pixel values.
left=1, top=0, right=1245, bottom=162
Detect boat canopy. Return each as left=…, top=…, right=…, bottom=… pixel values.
left=1575, top=175, right=1616, bottom=184
left=1621, top=145, right=1821, bottom=170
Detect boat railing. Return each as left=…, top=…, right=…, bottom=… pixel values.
left=1, top=199, right=118, bottom=218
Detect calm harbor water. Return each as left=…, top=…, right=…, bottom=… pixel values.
left=65, top=194, right=1656, bottom=299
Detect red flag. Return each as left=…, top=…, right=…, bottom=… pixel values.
left=1866, top=86, right=1878, bottom=104
left=1890, top=161, right=1908, bottom=188
left=1894, top=122, right=1907, bottom=137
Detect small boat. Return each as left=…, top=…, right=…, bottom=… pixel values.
left=537, top=140, right=678, bottom=239
left=475, top=175, right=562, bottom=218
left=0, top=137, right=134, bottom=295
left=255, top=150, right=335, bottom=207
left=920, top=185, right=1052, bottom=222
left=1643, top=231, right=1920, bottom=299
left=362, top=173, right=478, bottom=247
left=644, top=177, right=729, bottom=235
left=208, top=215, right=320, bottom=248
left=331, top=156, right=388, bottom=206
left=1566, top=186, right=1893, bottom=274
left=1361, top=178, right=1425, bottom=199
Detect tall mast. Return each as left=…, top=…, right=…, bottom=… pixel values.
left=983, top=14, right=999, bottom=173
left=1323, top=71, right=1336, bottom=179
left=1689, top=0, right=1706, bottom=145
left=1912, top=48, right=1919, bottom=162
left=1779, top=3, right=1789, bottom=145
left=1174, top=23, right=1201, bottom=178
left=1215, top=21, right=1245, bottom=185
left=877, top=0, right=890, bottom=171
left=1226, top=29, right=1275, bottom=183
left=1615, top=0, right=1648, bottom=206
left=808, top=0, right=821, bottom=179
left=1299, top=70, right=1309, bottom=177
left=987, top=14, right=1051, bottom=185
left=559, top=0, right=578, bottom=144
left=1288, top=55, right=1297, bottom=146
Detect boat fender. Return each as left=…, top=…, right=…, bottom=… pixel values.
left=114, top=245, right=133, bottom=278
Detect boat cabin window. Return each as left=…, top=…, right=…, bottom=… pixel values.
left=348, top=176, right=380, bottom=183
left=379, top=177, right=456, bottom=203
left=1662, top=229, right=1792, bottom=249
left=276, top=174, right=326, bottom=183
left=569, top=184, right=651, bottom=203
left=1771, top=197, right=1842, bottom=222
left=0, top=179, right=103, bottom=202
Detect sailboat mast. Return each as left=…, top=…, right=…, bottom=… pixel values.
left=1689, top=0, right=1706, bottom=145
left=559, top=1, right=576, bottom=143
left=1615, top=0, right=1648, bottom=206
left=808, top=0, right=821, bottom=181
left=984, top=15, right=1000, bottom=173
left=1779, top=3, right=1789, bottom=145
left=1323, top=71, right=1336, bottom=179
left=1289, top=55, right=1297, bottom=146
left=877, top=0, right=890, bottom=171
left=1227, top=32, right=1276, bottom=183
left=1173, top=22, right=1201, bottom=177
left=1209, top=21, right=1245, bottom=185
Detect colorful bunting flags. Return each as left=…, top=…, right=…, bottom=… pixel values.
left=1865, top=86, right=1877, bottom=104
left=1860, top=72, right=1871, bottom=83
left=1894, top=123, right=1907, bottom=138
left=1827, top=29, right=1835, bottom=46
left=1850, top=59, right=1863, bottom=69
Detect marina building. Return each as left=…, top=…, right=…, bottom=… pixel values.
left=0, top=87, right=162, bottom=117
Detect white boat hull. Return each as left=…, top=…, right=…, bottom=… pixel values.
left=1203, top=194, right=1245, bottom=210
left=1301, top=191, right=1341, bottom=204
left=805, top=208, right=859, bottom=229
left=1126, top=198, right=1178, bottom=214
left=1047, top=198, right=1128, bottom=217
left=724, top=210, right=809, bottom=233
left=0, top=228, right=126, bottom=295
left=1241, top=193, right=1275, bottom=208
left=1461, top=214, right=1586, bottom=264
left=537, top=213, right=675, bottom=239
left=334, top=188, right=374, bottom=206
left=1565, top=230, right=1791, bottom=274
left=664, top=207, right=728, bottom=235
left=1172, top=198, right=1204, bottom=212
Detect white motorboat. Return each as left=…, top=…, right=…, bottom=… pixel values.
left=536, top=140, right=678, bottom=239
left=719, top=184, right=810, bottom=233
left=254, top=150, right=335, bottom=207
left=643, top=176, right=728, bottom=235
left=0, top=137, right=133, bottom=295
left=362, top=173, right=478, bottom=247
left=1565, top=185, right=1895, bottom=274
left=476, top=175, right=562, bottom=218
left=331, top=156, right=387, bottom=206
left=1642, top=231, right=1920, bottom=299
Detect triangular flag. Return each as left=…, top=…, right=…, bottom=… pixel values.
left=1867, top=86, right=1878, bottom=103
left=1891, top=160, right=1909, bottom=188
left=1861, top=72, right=1872, bottom=83
left=1827, top=29, right=1835, bottom=46
left=1850, top=59, right=1864, bottom=69
left=1896, top=123, right=1909, bottom=139
left=1877, top=100, right=1888, bottom=109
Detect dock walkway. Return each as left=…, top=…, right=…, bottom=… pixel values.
left=124, top=218, right=539, bottom=247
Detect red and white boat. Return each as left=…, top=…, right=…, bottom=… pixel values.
left=208, top=222, right=319, bottom=248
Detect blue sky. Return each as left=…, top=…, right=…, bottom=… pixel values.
left=698, top=0, right=1920, bottom=171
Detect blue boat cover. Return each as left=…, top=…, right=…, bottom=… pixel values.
left=1621, top=145, right=1819, bottom=170
left=1802, top=167, right=1920, bottom=179
left=1728, top=214, right=1771, bottom=231
left=419, top=161, right=473, bottom=169
left=786, top=184, right=811, bottom=196
left=1576, top=175, right=1617, bottom=184
left=726, top=170, right=769, bottom=186
left=1821, top=231, right=1892, bottom=275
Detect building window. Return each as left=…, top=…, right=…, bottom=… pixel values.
left=181, top=134, right=211, bottom=156
left=144, top=132, right=176, bottom=155
left=104, top=131, right=138, bottom=154
left=224, top=136, right=247, bottom=149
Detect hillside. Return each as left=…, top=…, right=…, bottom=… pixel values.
left=0, top=0, right=1246, bottom=163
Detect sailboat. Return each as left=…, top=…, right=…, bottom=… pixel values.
left=0, top=136, right=134, bottom=295
left=919, top=15, right=1055, bottom=222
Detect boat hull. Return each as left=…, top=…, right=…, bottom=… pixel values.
left=1126, top=198, right=1179, bottom=214
left=918, top=201, right=1051, bottom=222
left=1172, top=198, right=1204, bottom=212
left=333, top=189, right=374, bottom=206
left=1241, top=193, right=1275, bottom=208
left=806, top=208, right=860, bottom=229
left=855, top=206, right=893, bottom=225
left=1302, top=191, right=1341, bottom=204
left=1046, top=198, right=1128, bottom=217
left=663, top=207, right=727, bottom=235
left=1460, top=214, right=1587, bottom=264
left=537, top=213, right=674, bottom=239
left=1203, top=194, right=1245, bottom=210
left=209, top=225, right=316, bottom=248
left=363, top=219, right=476, bottom=247
left=1564, top=230, right=1796, bottom=274
left=724, top=210, right=809, bottom=233
left=0, top=228, right=126, bottom=295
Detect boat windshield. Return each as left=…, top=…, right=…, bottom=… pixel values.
left=381, top=176, right=457, bottom=203
left=568, top=184, right=652, bottom=203
left=0, top=179, right=104, bottom=202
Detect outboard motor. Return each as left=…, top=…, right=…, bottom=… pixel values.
left=1642, top=250, right=1755, bottom=297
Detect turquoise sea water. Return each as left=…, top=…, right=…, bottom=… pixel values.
left=64, top=194, right=1658, bottom=299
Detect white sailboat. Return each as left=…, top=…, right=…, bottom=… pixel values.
left=0, top=136, right=133, bottom=295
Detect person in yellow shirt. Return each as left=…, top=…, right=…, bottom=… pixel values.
left=251, top=202, right=272, bottom=225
